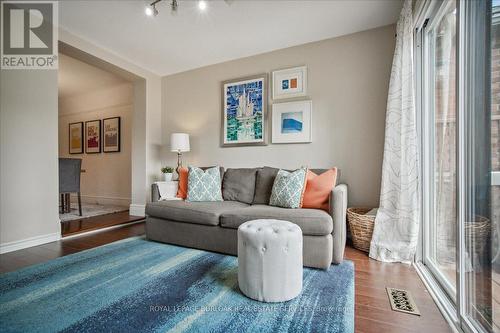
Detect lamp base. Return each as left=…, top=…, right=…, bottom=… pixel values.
left=176, top=152, right=183, bottom=174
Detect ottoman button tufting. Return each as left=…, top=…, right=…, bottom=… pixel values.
left=238, top=219, right=303, bottom=303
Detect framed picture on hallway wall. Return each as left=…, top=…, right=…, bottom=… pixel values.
left=103, top=117, right=121, bottom=153
left=69, top=122, right=83, bottom=154
left=221, top=73, right=268, bottom=147
left=85, top=120, right=101, bottom=154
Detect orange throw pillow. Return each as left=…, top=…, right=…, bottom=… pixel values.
left=176, top=167, right=188, bottom=199
left=302, top=168, right=338, bottom=211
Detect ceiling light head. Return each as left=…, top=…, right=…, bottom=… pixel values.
left=198, top=0, right=207, bottom=11
left=145, top=0, right=160, bottom=17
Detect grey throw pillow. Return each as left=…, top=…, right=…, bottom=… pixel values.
left=222, top=168, right=258, bottom=204
left=253, top=166, right=280, bottom=204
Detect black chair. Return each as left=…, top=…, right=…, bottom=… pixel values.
left=59, top=158, right=82, bottom=216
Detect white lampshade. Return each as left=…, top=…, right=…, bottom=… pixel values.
left=170, top=133, right=190, bottom=152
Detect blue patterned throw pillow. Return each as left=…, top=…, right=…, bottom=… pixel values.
left=269, top=168, right=307, bottom=208
left=186, top=166, right=223, bottom=202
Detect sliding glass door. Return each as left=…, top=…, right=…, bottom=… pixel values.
left=459, top=0, right=493, bottom=330
left=421, top=0, right=458, bottom=298
left=490, top=4, right=500, bottom=331
left=417, top=0, right=498, bottom=332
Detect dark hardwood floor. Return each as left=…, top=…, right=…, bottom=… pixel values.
left=60, top=211, right=144, bottom=236
left=347, top=246, right=452, bottom=333
left=0, top=222, right=452, bottom=333
left=0, top=221, right=144, bottom=274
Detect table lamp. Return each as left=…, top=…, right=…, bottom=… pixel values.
left=170, top=133, right=190, bottom=171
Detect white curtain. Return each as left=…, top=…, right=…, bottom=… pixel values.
left=369, top=0, right=419, bottom=263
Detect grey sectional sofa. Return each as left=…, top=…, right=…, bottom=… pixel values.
left=145, top=167, right=347, bottom=269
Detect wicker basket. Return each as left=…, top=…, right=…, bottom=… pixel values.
left=347, top=207, right=375, bottom=253
left=466, top=216, right=490, bottom=256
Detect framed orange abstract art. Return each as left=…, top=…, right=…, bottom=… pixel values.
left=272, top=66, right=307, bottom=100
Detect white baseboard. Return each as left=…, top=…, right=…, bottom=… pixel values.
left=62, top=220, right=144, bottom=240
left=0, top=232, right=61, bottom=254
left=129, top=204, right=145, bottom=217
left=69, top=194, right=131, bottom=206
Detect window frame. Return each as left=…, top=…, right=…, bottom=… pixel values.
left=418, top=0, right=458, bottom=302
left=415, top=1, right=493, bottom=333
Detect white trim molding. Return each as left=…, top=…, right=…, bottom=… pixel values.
left=129, top=204, right=146, bottom=217
left=0, top=232, right=61, bottom=254
left=415, top=262, right=461, bottom=333
left=58, top=101, right=133, bottom=118
left=492, top=171, right=500, bottom=186
left=70, top=194, right=131, bottom=207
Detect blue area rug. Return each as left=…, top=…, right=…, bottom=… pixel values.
left=0, top=237, right=354, bottom=333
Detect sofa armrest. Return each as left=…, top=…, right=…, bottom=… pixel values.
left=330, top=184, right=348, bottom=264
left=151, top=183, right=160, bottom=202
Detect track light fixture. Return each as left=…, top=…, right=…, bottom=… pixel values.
left=145, top=0, right=208, bottom=17
left=145, top=0, right=160, bottom=16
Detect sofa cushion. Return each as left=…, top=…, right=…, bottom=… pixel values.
left=220, top=204, right=333, bottom=236
left=187, top=166, right=223, bottom=202
left=310, top=168, right=341, bottom=186
left=302, top=168, right=338, bottom=211
left=269, top=168, right=307, bottom=209
left=222, top=168, right=257, bottom=204
left=146, top=200, right=249, bottom=226
left=253, top=166, right=280, bottom=204
left=201, top=166, right=225, bottom=180
left=176, top=167, right=188, bottom=199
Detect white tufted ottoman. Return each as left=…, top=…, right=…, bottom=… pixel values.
left=237, top=219, right=303, bottom=302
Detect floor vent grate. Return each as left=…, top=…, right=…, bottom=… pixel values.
left=386, top=287, right=421, bottom=316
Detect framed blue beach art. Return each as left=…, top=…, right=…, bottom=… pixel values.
left=272, top=100, right=312, bottom=144
left=221, top=74, right=268, bottom=147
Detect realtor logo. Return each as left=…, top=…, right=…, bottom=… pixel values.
left=1, top=1, right=58, bottom=69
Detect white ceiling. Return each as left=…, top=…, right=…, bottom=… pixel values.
left=59, top=0, right=402, bottom=76
left=58, top=53, right=129, bottom=99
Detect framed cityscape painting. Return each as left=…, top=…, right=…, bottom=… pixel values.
left=85, top=120, right=101, bottom=153
left=221, top=74, right=267, bottom=147
left=272, top=100, right=312, bottom=144
left=103, top=117, right=121, bottom=153
left=68, top=122, right=83, bottom=154
left=272, top=66, right=307, bottom=100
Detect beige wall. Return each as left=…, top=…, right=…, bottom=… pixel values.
left=162, top=24, right=395, bottom=207
left=0, top=70, right=60, bottom=247
left=59, top=83, right=133, bottom=206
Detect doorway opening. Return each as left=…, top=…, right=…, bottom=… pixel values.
left=58, top=44, right=143, bottom=237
